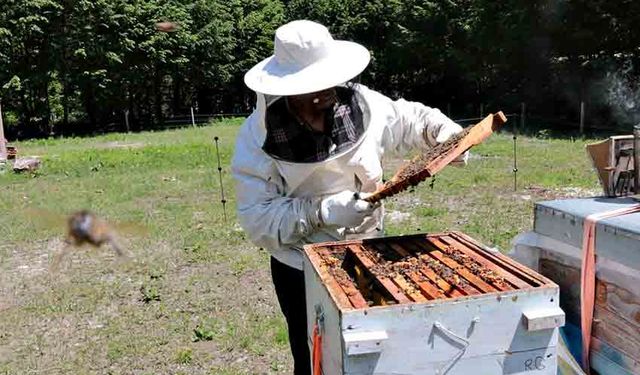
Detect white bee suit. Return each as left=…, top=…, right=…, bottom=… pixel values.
left=231, top=83, right=464, bottom=270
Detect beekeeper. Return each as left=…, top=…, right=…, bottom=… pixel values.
left=231, top=20, right=467, bottom=374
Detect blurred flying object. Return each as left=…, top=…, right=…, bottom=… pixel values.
left=26, top=208, right=147, bottom=272
left=155, top=21, right=179, bottom=32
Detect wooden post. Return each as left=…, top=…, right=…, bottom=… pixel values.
left=190, top=107, right=196, bottom=128
left=124, top=110, right=130, bottom=133
left=0, top=100, right=6, bottom=161
left=580, top=101, right=585, bottom=135
left=634, top=125, right=640, bottom=194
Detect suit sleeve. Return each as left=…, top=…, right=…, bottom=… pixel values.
left=359, top=85, right=463, bottom=156
left=231, top=118, right=322, bottom=252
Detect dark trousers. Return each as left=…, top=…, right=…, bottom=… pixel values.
left=270, top=257, right=311, bottom=375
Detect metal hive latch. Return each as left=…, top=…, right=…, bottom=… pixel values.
left=314, top=304, right=325, bottom=333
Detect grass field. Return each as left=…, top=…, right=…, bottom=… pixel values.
left=0, top=119, right=600, bottom=374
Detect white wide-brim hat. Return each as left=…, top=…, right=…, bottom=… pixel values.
left=244, top=20, right=371, bottom=96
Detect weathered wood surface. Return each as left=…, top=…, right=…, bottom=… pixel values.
left=586, top=138, right=613, bottom=196
left=453, top=231, right=551, bottom=286
left=440, top=235, right=518, bottom=291
left=315, top=248, right=368, bottom=309
left=591, top=336, right=640, bottom=375
left=593, top=305, right=640, bottom=366
left=347, top=244, right=412, bottom=304
left=386, top=242, right=448, bottom=300
left=399, top=239, right=467, bottom=297
left=539, top=258, right=640, bottom=363
left=586, top=135, right=638, bottom=197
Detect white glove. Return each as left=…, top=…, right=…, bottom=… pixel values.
left=319, top=190, right=377, bottom=229
left=435, top=123, right=462, bottom=144
left=435, top=123, right=468, bottom=166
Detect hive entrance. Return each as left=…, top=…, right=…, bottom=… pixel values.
left=311, top=232, right=549, bottom=309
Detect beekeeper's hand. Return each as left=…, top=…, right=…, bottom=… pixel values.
left=320, top=191, right=378, bottom=229
left=435, top=123, right=468, bottom=167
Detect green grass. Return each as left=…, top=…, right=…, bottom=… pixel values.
left=0, top=120, right=600, bottom=374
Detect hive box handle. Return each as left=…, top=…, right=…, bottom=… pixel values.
left=343, top=330, right=388, bottom=356
left=522, top=307, right=565, bottom=331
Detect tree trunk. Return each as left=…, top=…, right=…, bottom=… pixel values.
left=44, top=79, right=52, bottom=135
left=172, top=76, right=181, bottom=115
left=62, top=80, right=69, bottom=134
left=154, top=68, right=163, bottom=126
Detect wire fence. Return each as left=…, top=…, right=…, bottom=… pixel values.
left=163, top=113, right=251, bottom=127
left=154, top=109, right=620, bottom=140
left=12, top=100, right=630, bottom=140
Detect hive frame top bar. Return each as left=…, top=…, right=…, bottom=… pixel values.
left=364, top=112, right=507, bottom=204
left=303, top=231, right=557, bottom=312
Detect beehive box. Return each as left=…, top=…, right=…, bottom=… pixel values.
left=511, top=197, right=640, bottom=375
left=303, top=231, right=564, bottom=375
left=586, top=135, right=636, bottom=197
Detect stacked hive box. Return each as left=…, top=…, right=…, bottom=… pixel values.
left=304, top=231, right=564, bottom=375
left=511, top=197, right=640, bottom=375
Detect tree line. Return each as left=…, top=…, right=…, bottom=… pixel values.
left=1, top=0, right=638, bottom=138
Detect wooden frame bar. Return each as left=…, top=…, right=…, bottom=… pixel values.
left=303, top=231, right=557, bottom=309
left=346, top=244, right=412, bottom=304
left=316, top=248, right=368, bottom=309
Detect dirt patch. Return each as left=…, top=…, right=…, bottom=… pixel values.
left=1, top=239, right=56, bottom=280
left=0, top=238, right=291, bottom=374
left=385, top=210, right=412, bottom=224
left=386, top=194, right=423, bottom=211
left=0, top=296, right=14, bottom=312
left=520, top=185, right=601, bottom=200
left=468, top=153, right=505, bottom=160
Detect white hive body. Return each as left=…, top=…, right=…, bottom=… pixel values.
left=304, top=231, right=564, bottom=375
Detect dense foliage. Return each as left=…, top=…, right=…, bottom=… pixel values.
left=0, top=0, right=638, bottom=138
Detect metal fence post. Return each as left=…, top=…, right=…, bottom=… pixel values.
left=190, top=107, right=196, bottom=128
left=580, top=101, right=585, bottom=135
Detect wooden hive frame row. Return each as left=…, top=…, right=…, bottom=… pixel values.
left=306, top=231, right=553, bottom=310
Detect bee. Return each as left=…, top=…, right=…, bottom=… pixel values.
left=25, top=208, right=146, bottom=272
left=64, top=210, right=124, bottom=254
